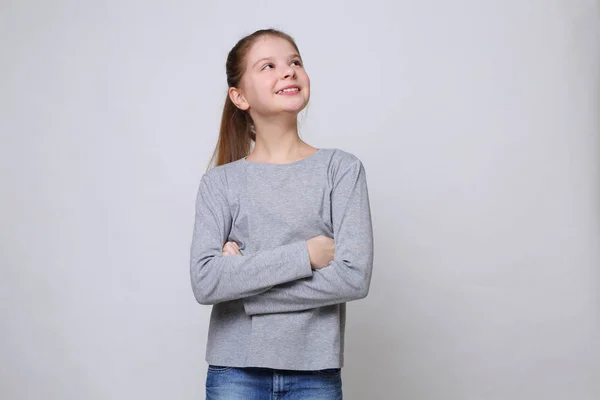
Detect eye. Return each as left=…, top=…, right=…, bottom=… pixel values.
left=261, top=60, right=302, bottom=71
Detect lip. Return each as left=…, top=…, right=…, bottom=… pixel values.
left=276, top=85, right=301, bottom=94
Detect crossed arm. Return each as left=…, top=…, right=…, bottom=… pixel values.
left=190, top=160, right=374, bottom=314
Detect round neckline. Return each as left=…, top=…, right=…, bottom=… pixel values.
left=242, top=148, right=322, bottom=166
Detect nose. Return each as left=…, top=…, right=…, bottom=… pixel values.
left=282, top=64, right=296, bottom=79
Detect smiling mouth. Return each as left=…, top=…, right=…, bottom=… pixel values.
left=276, top=87, right=300, bottom=95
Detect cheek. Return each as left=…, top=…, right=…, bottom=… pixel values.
left=241, top=77, right=271, bottom=104
left=299, top=73, right=310, bottom=92
left=301, top=75, right=310, bottom=94
left=244, top=89, right=264, bottom=107
left=250, top=82, right=275, bottom=103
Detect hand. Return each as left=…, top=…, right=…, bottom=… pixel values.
left=306, top=235, right=335, bottom=270
left=222, top=241, right=243, bottom=256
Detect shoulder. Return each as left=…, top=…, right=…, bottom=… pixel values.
left=321, top=147, right=366, bottom=173
left=317, top=148, right=368, bottom=191
left=201, top=158, right=244, bottom=185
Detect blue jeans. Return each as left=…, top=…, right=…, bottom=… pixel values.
left=206, top=364, right=343, bottom=399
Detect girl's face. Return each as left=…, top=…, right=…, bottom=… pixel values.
left=232, top=35, right=310, bottom=118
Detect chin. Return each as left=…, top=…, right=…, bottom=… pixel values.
left=281, top=104, right=308, bottom=114
left=281, top=96, right=309, bottom=112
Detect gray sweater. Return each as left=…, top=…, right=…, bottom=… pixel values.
left=189, top=147, right=374, bottom=370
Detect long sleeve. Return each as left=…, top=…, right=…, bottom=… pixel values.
left=190, top=174, right=314, bottom=305
left=242, top=159, right=374, bottom=315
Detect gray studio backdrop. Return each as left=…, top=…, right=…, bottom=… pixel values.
left=1, top=1, right=599, bottom=399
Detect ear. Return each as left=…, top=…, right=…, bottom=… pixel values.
left=229, top=87, right=250, bottom=111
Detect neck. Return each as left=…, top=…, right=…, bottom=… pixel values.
left=249, top=115, right=309, bottom=163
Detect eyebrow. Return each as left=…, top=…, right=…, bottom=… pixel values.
left=252, top=54, right=302, bottom=68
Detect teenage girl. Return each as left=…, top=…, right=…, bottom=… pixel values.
left=190, top=28, right=374, bottom=399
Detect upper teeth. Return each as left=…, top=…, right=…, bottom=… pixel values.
left=278, top=88, right=299, bottom=94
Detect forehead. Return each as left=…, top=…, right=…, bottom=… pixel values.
left=246, top=36, right=297, bottom=63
